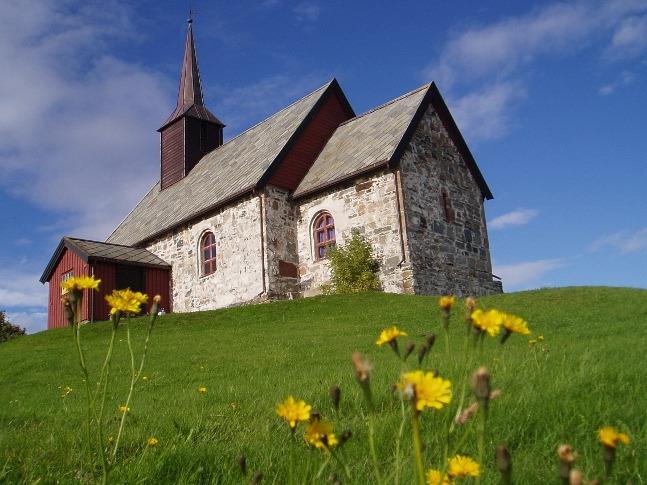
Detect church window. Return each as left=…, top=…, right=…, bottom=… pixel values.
left=442, top=189, right=455, bottom=223
left=313, top=212, right=336, bottom=260
left=200, top=232, right=217, bottom=275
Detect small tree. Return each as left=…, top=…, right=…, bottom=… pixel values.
left=325, top=230, right=381, bottom=294
left=0, top=311, right=26, bottom=343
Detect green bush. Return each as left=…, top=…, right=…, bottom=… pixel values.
left=324, top=230, right=381, bottom=294
left=0, top=311, right=26, bottom=343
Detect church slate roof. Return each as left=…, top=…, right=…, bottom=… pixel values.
left=107, top=80, right=335, bottom=247
left=292, top=83, right=430, bottom=198
left=40, top=237, right=169, bottom=283
left=293, top=82, right=493, bottom=200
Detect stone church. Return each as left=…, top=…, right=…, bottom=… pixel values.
left=41, top=21, right=501, bottom=328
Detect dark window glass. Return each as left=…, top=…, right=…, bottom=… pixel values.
left=313, top=213, right=336, bottom=260
left=200, top=232, right=217, bottom=275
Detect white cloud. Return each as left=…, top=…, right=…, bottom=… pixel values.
left=0, top=1, right=172, bottom=240
left=599, top=70, right=635, bottom=95
left=0, top=269, right=48, bottom=308
left=608, top=15, right=647, bottom=57
left=426, top=0, right=647, bottom=141
left=5, top=311, right=48, bottom=334
left=450, top=82, right=525, bottom=140
left=490, top=208, right=538, bottom=230
left=493, top=258, right=564, bottom=290
left=589, top=228, right=647, bottom=253
left=294, top=2, right=321, bottom=22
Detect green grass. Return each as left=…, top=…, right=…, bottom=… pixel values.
left=0, top=287, right=645, bottom=483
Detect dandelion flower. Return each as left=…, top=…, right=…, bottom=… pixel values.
left=276, top=396, right=311, bottom=429
left=304, top=417, right=338, bottom=450
left=119, top=405, right=130, bottom=413
left=537, top=335, right=545, bottom=341
left=398, top=370, right=452, bottom=412
left=448, top=455, right=480, bottom=478
left=198, top=386, right=207, bottom=394
left=598, top=426, right=630, bottom=448
left=501, top=313, right=530, bottom=335
left=61, top=276, right=101, bottom=292
left=376, top=326, right=407, bottom=345
left=471, top=309, right=503, bottom=337
left=147, top=437, right=158, bottom=447
left=105, top=289, right=148, bottom=315
left=426, top=469, right=451, bottom=485
left=439, top=296, right=456, bottom=311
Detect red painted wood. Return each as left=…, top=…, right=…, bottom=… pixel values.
left=145, top=267, right=171, bottom=314
left=160, top=118, right=185, bottom=189
left=46, top=248, right=90, bottom=329
left=92, top=262, right=116, bottom=322
left=268, top=92, right=352, bottom=190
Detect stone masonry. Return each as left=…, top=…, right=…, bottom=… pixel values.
left=399, top=105, right=502, bottom=296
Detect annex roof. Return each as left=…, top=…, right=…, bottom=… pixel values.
left=40, top=237, right=169, bottom=283
left=107, top=80, right=338, bottom=247
left=292, top=82, right=493, bottom=200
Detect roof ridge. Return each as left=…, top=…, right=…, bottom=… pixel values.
left=339, top=82, right=431, bottom=127
left=68, top=236, right=141, bottom=249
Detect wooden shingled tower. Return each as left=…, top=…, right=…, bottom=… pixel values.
left=158, top=18, right=224, bottom=189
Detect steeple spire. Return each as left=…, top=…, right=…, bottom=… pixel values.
left=159, top=18, right=224, bottom=131
left=158, top=17, right=225, bottom=189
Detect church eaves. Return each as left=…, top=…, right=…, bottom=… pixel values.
left=107, top=80, right=337, bottom=247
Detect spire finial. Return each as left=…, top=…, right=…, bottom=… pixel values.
left=188, top=8, right=194, bottom=24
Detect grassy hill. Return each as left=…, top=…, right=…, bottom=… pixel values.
left=0, top=287, right=645, bottom=483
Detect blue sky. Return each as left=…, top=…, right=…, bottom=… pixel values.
left=1, top=0, right=645, bottom=333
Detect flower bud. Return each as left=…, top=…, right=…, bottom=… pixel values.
left=496, top=444, right=512, bottom=484
left=237, top=455, right=247, bottom=475
left=404, top=341, right=415, bottom=360
left=569, top=469, right=583, bottom=485
left=417, top=343, right=430, bottom=364
left=471, top=367, right=491, bottom=406
left=252, top=471, right=263, bottom=484
left=425, top=333, right=436, bottom=347
left=340, top=429, right=352, bottom=445
left=351, top=352, right=371, bottom=383
left=558, top=444, right=576, bottom=483
left=329, top=385, right=341, bottom=411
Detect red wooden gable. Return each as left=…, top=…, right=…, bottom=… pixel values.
left=267, top=90, right=353, bottom=191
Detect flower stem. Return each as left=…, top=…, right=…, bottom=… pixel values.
left=368, top=414, right=384, bottom=485
left=476, top=404, right=488, bottom=485
left=394, top=395, right=406, bottom=485
left=96, top=326, right=117, bottom=483
left=329, top=448, right=351, bottom=480
left=73, top=321, right=96, bottom=475
left=411, top=411, right=425, bottom=485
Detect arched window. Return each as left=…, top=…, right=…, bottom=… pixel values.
left=200, top=232, right=217, bottom=275
left=313, top=212, right=336, bottom=260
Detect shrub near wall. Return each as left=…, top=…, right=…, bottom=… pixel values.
left=323, top=231, right=381, bottom=294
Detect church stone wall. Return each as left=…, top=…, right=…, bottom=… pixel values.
left=145, top=195, right=265, bottom=312
left=295, top=170, right=413, bottom=296
left=263, top=185, right=300, bottom=298
left=399, top=105, right=502, bottom=296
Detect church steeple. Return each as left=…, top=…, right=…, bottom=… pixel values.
left=159, top=18, right=224, bottom=190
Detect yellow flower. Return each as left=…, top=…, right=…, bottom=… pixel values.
left=276, top=396, right=311, bottom=429
left=198, top=386, right=207, bottom=394
left=448, top=455, right=480, bottom=478
left=142, top=376, right=149, bottom=382
left=61, top=386, right=73, bottom=397
left=501, top=312, right=531, bottom=335
left=471, top=309, right=503, bottom=337
left=107, top=436, right=114, bottom=445
left=426, top=469, right=451, bottom=485
left=105, top=289, right=148, bottom=315
left=61, top=275, right=101, bottom=292
left=147, top=437, right=158, bottom=447
left=398, top=370, right=452, bottom=412
left=598, top=426, right=630, bottom=448
left=537, top=335, right=545, bottom=341
left=304, top=417, right=338, bottom=450
left=439, top=296, right=457, bottom=311
left=376, top=326, right=407, bottom=345
left=119, top=405, right=130, bottom=413
left=528, top=339, right=537, bottom=346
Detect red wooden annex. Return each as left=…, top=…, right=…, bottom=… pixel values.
left=40, top=237, right=171, bottom=329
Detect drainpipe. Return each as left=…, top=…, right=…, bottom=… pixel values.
left=257, top=192, right=267, bottom=298
left=392, top=168, right=408, bottom=266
